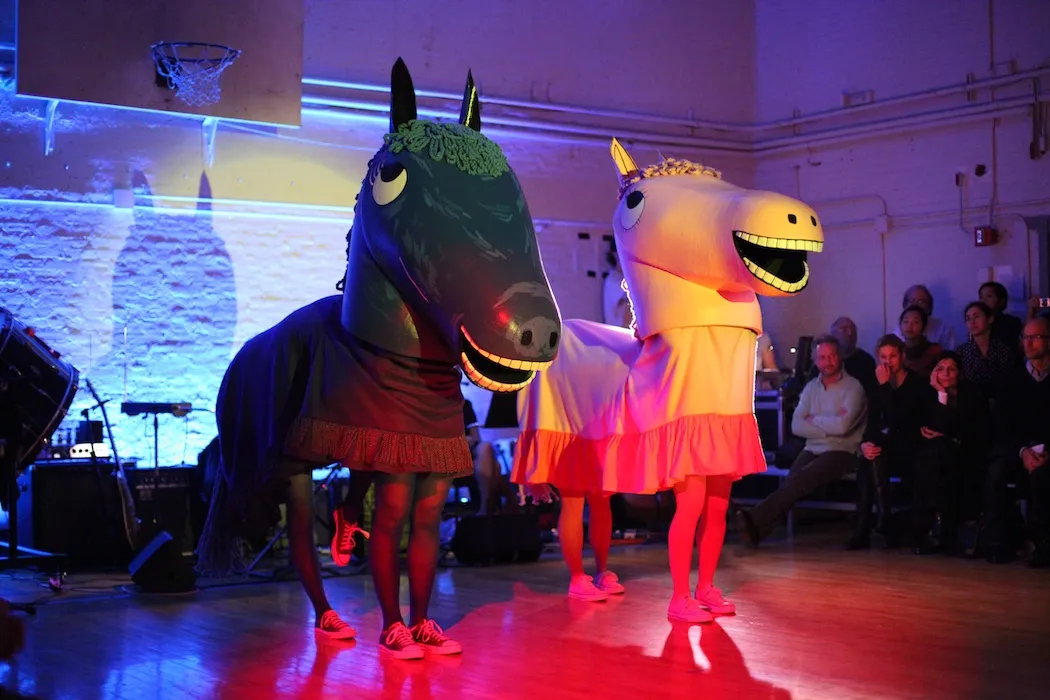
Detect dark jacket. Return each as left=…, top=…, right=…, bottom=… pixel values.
left=863, top=369, right=927, bottom=448
left=920, top=380, right=990, bottom=456
left=993, top=363, right=1050, bottom=458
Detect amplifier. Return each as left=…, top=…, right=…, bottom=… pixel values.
left=450, top=512, right=543, bottom=565
left=15, top=462, right=199, bottom=570
left=755, top=390, right=786, bottom=454
left=126, top=466, right=199, bottom=553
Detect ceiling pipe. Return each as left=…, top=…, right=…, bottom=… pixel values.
left=300, top=95, right=754, bottom=153
left=755, top=92, right=1045, bottom=154
left=302, top=89, right=1046, bottom=155
left=303, top=66, right=1050, bottom=135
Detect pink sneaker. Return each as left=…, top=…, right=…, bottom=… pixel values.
left=667, top=595, right=714, bottom=623
left=315, top=610, right=356, bottom=640
left=568, top=574, right=609, bottom=602
left=594, top=570, right=626, bottom=595
left=330, top=508, right=369, bottom=568
left=694, top=584, right=736, bottom=615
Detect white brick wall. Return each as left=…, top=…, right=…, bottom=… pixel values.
left=1, top=0, right=1047, bottom=465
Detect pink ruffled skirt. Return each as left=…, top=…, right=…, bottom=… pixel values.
left=511, top=320, right=767, bottom=495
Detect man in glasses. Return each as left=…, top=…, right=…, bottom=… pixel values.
left=984, top=317, right=1050, bottom=567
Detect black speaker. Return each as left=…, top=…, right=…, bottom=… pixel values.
left=450, top=512, right=543, bottom=565
left=128, top=530, right=197, bottom=594
left=15, top=462, right=132, bottom=568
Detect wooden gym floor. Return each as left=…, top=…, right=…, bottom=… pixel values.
left=1, top=525, right=1048, bottom=700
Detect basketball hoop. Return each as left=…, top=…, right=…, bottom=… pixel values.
left=151, top=42, right=241, bottom=107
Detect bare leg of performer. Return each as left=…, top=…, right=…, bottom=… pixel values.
left=558, top=491, right=621, bottom=600
left=331, top=470, right=374, bottom=567
left=559, top=492, right=604, bottom=601
left=371, top=472, right=461, bottom=659
left=286, top=473, right=355, bottom=639
left=666, top=475, right=713, bottom=623
left=694, top=475, right=736, bottom=614
left=587, top=493, right=625, bottom=595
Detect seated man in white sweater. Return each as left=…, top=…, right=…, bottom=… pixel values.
left=736, top=335, right=868, bottom=545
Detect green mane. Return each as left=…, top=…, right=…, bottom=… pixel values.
left=383, top=119, right=509, bottom=178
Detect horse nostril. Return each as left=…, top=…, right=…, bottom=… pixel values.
left=520, top=330, right=533, bottom=347
left=549, top=331, right=559, bottom=348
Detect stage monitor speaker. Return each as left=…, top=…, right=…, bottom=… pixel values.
left=450, top=512, right=542, bottom=565
left=129, top=530, right=197, bottom=594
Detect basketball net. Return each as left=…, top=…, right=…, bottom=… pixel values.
left=152, top=42, right=242, bottom=107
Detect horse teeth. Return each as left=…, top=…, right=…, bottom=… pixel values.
left=460, top=352, right=537, bottom=393
left=741, top=258, right=810, bottom=293
left=733, top=231, right=823, bottom=253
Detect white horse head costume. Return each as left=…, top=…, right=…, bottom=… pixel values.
left=512, top=139, right=824, bottom=496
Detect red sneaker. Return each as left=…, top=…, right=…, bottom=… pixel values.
left=315, top=610, right=356, bottom=640
left=330, top=508, right=369, bottom=568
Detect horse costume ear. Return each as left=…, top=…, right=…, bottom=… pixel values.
left=610, top=138, right=639, bottom=177
left=459, top=69, right=481, bottom=131
left=390, top=57, right=417, bottom=132
left=610, top=137, right=640, bottom=190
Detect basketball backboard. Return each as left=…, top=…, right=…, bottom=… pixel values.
left=15, top=0, right=303, bottom=127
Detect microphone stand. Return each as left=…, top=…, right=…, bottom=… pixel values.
left=84, top=379, right=140, bottom=548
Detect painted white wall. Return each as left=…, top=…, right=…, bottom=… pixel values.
left=0, top=0, right=755, bottom=465
left=753, top=0, right=1050, bottom=356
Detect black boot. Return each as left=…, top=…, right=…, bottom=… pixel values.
left=873, top=459, right=898, bottom=548
left=847, top=462, right=874, bottom=550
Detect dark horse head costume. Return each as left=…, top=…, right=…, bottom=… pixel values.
left=197, top=59, right=561, bottom=575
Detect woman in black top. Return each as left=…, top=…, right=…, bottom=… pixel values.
left=979, top=281, right=1024, bottom=350
left=911, top=351, right=990, bottom=554
left=849, top=334, right=928, bottom=549
left=956, top=301, right=1014, bottom=404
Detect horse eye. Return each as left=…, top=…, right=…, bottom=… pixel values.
left=373, top=162, right=408, bottom=206
left=620, top=190, right=645, bottom=230
left=380, top=163, right=405, bottom=182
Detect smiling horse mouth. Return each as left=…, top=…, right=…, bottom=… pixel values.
left=732, top=231, right=823, bottom=293
left=459, top=326, right=551, bottom=392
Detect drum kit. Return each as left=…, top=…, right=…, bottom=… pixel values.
left=0, top=306, right=80, bottom=571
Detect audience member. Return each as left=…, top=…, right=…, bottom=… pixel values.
left=736, top=336, right=867, bottom=545
left=896, top=284, right=956, bottom=349
left=848, top=334, right=927, bottom=549
left=463, top=399, right=513, bottom=516
left=806, top=316, right=877, bottom=394
left=911, top=352, right=989, bottom=555
left=983, top=317, right=1050, bottom=568
left=602, top=244, right=633, bottom=329
left=956, top=301, right=1014, bottom=403
left=978, top=281, right=1023, bottom=349
left=899, top=306, right=942, bottom=378
left=756, top=331, right=778, bottom=371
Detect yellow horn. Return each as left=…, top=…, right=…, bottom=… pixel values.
left=610, top=137, right=639, bottom=178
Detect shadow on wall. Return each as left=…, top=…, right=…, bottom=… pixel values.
left=88, top=171, right=236, bottom=466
